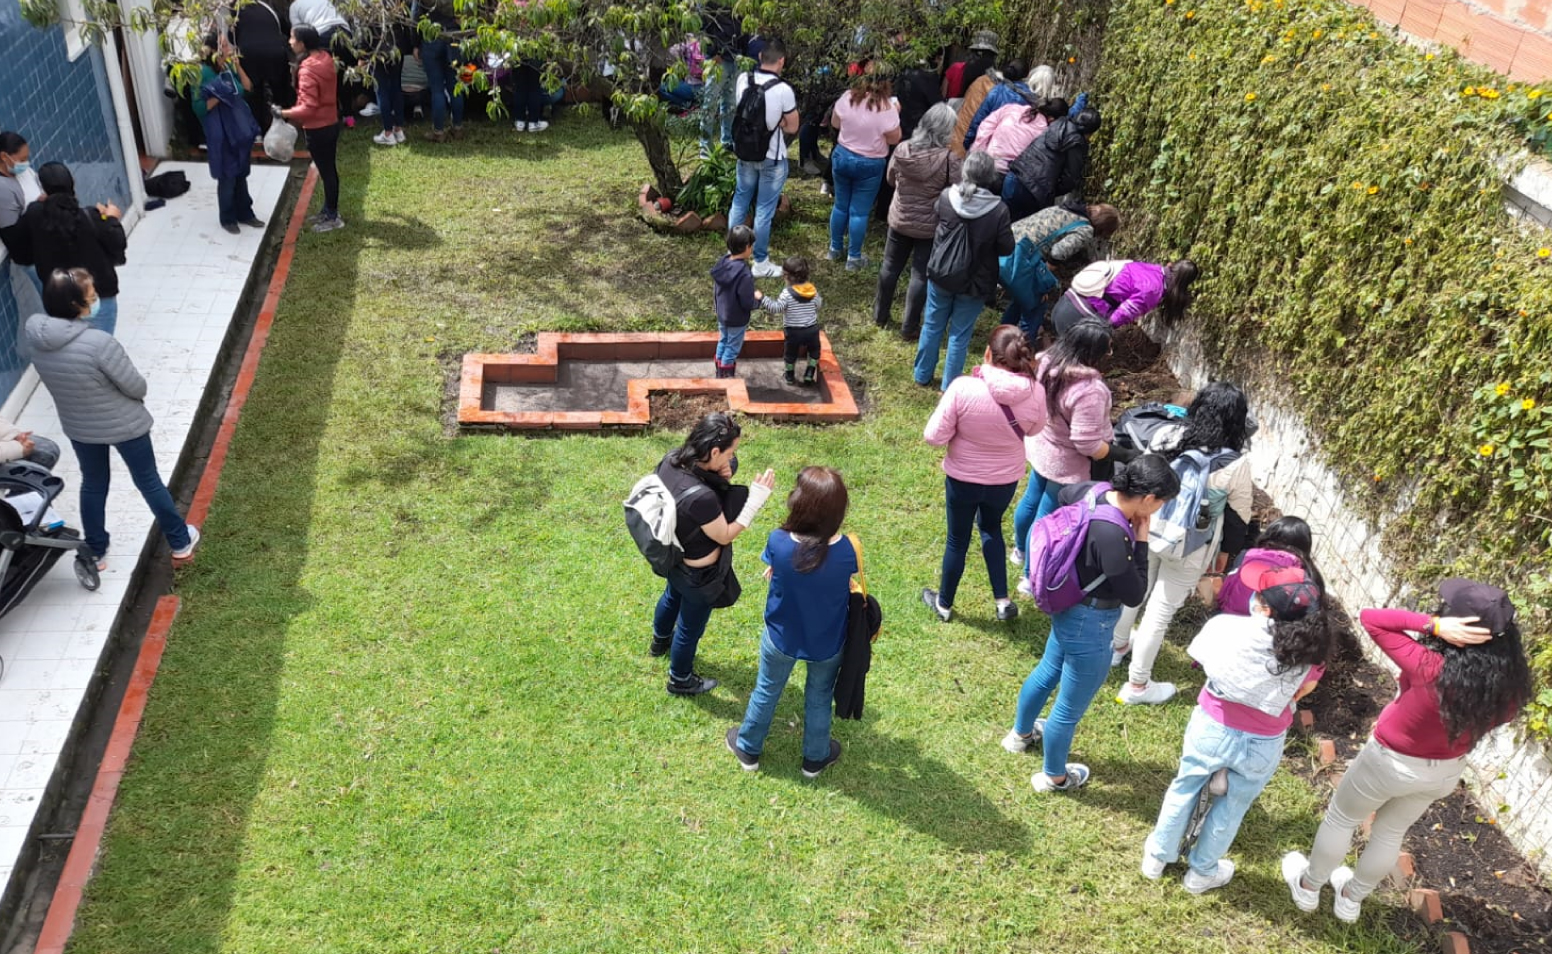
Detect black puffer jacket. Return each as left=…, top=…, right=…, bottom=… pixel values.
left=1008, top=116, right=1091, bottom=206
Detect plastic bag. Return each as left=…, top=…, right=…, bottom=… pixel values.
left=263, top=117, right=297, bottom=162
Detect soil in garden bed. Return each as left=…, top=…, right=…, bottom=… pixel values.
left=650, top=392, right=731, bottom=432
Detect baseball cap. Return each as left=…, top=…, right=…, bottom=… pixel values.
left=1439, top=578, right=1515, bottom=634
left=969, top=30, right=999, bottom=54
left=1247, top=565, right=1320, bottom=622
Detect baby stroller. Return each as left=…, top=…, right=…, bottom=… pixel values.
left=0, top=461, right=101, bottom=621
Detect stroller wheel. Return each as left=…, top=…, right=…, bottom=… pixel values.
left=74, top=550, right=101, bottom=591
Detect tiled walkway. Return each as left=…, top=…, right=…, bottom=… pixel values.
left=0, top=162, right=291, bottom=891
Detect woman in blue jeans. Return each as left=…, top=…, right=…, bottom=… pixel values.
left=826, top=72, right=901, bottom=269
left=26, top=269, right=202, bottom=568
left=1001, top=457, right=1178, bottom=791
left=728, top=466, right=856, bottom=778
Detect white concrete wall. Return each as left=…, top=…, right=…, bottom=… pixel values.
left=1160, top=321, right=1552, bottom=876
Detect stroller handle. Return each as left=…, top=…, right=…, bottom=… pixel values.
left=0, top=461, right=67, bottom=529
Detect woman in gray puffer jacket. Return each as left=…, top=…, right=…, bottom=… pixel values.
left=26, top=268, right=199, bottom=568
left=874, top=103, right=962, bottom=340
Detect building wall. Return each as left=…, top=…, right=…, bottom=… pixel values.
left=1356, top=0, right=1552, bottom=80
left=0, top=0, right=133, bottom=404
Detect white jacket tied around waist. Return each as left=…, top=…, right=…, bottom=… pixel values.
left=1187, top=612, right=1311, bottom=719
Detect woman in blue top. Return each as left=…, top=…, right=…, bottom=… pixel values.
left=728, top=466, right=858, bottom=778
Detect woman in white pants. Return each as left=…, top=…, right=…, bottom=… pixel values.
left=1112, top=382, right=1254, bottom=705
left=1283, top=579, right=1531, bottom=922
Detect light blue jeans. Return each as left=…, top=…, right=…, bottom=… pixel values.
left=1015, top=601, right=1120, bottom=778
left=1013, top=468, right=1067, bottom=575
left=913, top=281, right=986, bottom=389
left=828, top=144, right=886, bottom=260
left=700, top=55, right=736, bottom=147
left=737, top=628, right=843, bottom=762
left=1145, top=706, right=1285, bottom=876
left=729, top=157, right=789, bottom=265
left=715, top=324, right=746, bottom=366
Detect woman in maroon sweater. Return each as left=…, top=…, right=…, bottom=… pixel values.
left=1282, top=579, right=1532, bottom=923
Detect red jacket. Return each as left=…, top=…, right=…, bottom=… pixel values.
left=291, top=51, right=337, bottom=129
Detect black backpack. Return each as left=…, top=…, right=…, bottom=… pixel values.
left=144, top=170, right=190, bottom=199
left=732, top=72, right=779, bottom=162
left=926, top=214, right=974, bottom=294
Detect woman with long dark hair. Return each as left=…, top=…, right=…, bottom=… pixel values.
left=1142, top=567, right=1331, bottom=893
left=1285, top=579, right=1533, bottom=922
left=1052, top=258, right=1199, bottom=336
left=15, top=163, right=126, bottom=336
left=727, top=466, right=857, bottom=778
left=1112, top=382, right=1256, bottom=705
left=280, top=25, right=344, bottom=233
left=1215, top=516, right=1323, bottom=615
left=1002, top=455, right=1180, bottom=792
left=922, top=325, right=1046, bottom=624
left=651, top=413, right=776, bottom=696
left=826, top=70, right=902, bottom=269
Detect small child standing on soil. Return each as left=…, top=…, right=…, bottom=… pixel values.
left=711, top=225, right=761, bottom=378
left=762, top=255, right=823, bottom=385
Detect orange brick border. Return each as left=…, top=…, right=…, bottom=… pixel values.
left=458, top=331, right=862, bottom=429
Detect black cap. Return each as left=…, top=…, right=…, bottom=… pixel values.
left=1259, top=581, right=1321, bottom=622
left=1439, top=578, right=1515, bottom=634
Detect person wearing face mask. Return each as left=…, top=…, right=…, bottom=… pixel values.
left=0, top=131, right=44, bottom=301
left=11, top=162, right=126, bottom=336
left=26, top=268, right=202, bottom=570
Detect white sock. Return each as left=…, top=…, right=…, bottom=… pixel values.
left=996, top=598, right=1012, bottom=609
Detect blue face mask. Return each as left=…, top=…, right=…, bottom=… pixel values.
left=88, top=298, right=101, bottom=319
left=4, top=160, right=27, bottom=176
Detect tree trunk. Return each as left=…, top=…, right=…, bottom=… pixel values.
left=631, top=116, right=683, bottom=198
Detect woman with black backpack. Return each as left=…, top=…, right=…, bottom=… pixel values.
left=1112, top=382, right=1256, bottom=706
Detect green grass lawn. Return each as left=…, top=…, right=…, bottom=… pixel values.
left=67, top=119, right=1422, bottom=953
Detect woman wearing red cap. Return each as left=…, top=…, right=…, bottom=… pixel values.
left=1283, top=579, right=1533, bottom=923
left=1140, top=566, right=1332, bottom=894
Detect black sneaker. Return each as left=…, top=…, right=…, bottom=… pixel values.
left=783, top=369, right=797, bottom=385
left=649, top=634, right=672, bottom=657
left=921, top=588, right=952, bottom=622
left=240, top=217, right=266, bottom=228
left=726, top=726, right=759, bottom=771
left=667, top=672, right=719, bottom=695
left=802, top=366, right=817, bottom=386
left=997, top=601, right=1019, bottom=622
left=801, top=739, right=842, bottom=778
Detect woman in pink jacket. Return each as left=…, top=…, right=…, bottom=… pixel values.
left=971, top=97, right=1066, bottom=174
left=279, top=26, right=343, bottom=233
left=923, top=325, right=1046, bottom=624
left=1051, top=259, right=1198, bottom=335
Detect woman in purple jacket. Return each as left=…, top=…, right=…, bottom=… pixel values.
left=1051, top=258, right=1198, bottom=335
left=922, top=325, right=1046, bottom=624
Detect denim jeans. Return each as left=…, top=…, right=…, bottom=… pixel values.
left=216, top=174, right=254, bottom=226
left=421, top=38, right=466, bottom=132
left=828, top=145, right=887, bottom=260
left=659, top=79, right=701, bottom=110
left=654, top=579, right=716, bottom=680
left=71, top=433, right=191, bottom=558
left=90, top=296, right=118, bottom=337
left=736, top=628, right=843, bottom=762
left=716, top=324, right=747, bottom=366
left=1001, top=294, right=1054, bottom=344
left=729, top=157, right=789, bottom=265
left=1014, top=601, right=1120, bottom=778
left=1145, top=707, right=1286, bottom=876
left=1001, top=173, right=1046, bottom=221
left=700, top=56, right=736, bottom=147
left=939, top=475, right=1017, bottom=607
left=913, top=282, right=986, bottom=389
left=1013, top=468, right=1066, bottom=574
left=874, top=229, right=931, bottom=335
left=373, top=57, right=405, bottom=131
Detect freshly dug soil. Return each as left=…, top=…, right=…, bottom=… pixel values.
left=650, top=392, right=729, bottom=432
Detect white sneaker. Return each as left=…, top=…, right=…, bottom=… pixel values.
left=528, top=120, right=549, bottom=132
left=1008, top=548, right=1024, bottom=567
left=1118, top=681, right=1177, bottom=706
left=1330, top=866, right=1362, bottom=923
left=372, top=131, right=396, bottom=146
left=1282, top=851, right=1320, bottom=912
left=1000, top=720, right=1044, bottom=753
left=1141, top=853, right=1167, bottom=880
left=1183, top=860, right=1236, bottom=894
left=171, top=525, right=201, bottom=561
left=393, top=129, right=406, bottom=144
left=1016, top=577, right=1034, bottom=599
left=751, top=259, right=784, bottom=279
left=1111, top=643, right=1130, bottom=667
left=513, top=121, right=528, bottom=132
left=361, top=102, right=381, bottom=117
left=1031, top=762, right=1089, bottom=792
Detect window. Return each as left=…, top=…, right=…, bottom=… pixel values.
left=58, top=0, right=89, bottom=61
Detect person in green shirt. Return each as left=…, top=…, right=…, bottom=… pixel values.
left=192, top=33, right=264, bottom=234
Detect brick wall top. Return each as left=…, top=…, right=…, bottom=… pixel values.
left=1355, top=0, right=1552, bottom=80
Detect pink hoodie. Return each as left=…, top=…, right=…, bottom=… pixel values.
left=1026, top=354, right=1113, bottom=484
left=924, top=364, right=1047, bottom=485
left=970, top=103, right=1050, bottom=173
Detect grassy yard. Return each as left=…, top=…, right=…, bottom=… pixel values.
left=67, top=119, right=1421, bottom=953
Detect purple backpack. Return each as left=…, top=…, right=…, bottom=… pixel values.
left=1026, top=482, right=1136, bottom=614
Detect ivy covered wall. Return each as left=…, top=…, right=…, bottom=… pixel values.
left=1073, top=0, right=1552, bottom=733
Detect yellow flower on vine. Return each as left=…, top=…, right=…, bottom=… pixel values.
left=1321, top=82, right=1332, bottom=91
left=1425, top=52, right=1435, bottom=60
left=1479, top=443, right=1496, bottom=456
left=1369, top=31, right=1379, bottom=38
left=1262, top=54, right=1276, bottom=63
left=1352, top=180, right=1365, bottom=189
left=1530, top=89, right=1544, bottom=100
left=1245, top=92, right=1258, bottom=101
left=1495, top=382, right=1511, bottom=396
left=1525, top=398, right=1539, bottom=411
left=1313, top=29, right=1323, bottom=38
left=1481, top=88, right=1501, bottom=99
left=1185, top=9, right=1196, bottom=18
left=1538, top=247, right=1551, bottom=258
left=1464, top=86, right=1477, bottom=96
left=1367, top=185, right=1379, bottom=195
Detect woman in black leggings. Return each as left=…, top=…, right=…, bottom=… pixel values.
left=279, top=26, right=343, bottom=232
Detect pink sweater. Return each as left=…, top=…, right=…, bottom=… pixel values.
left=1026, top=355, right=1113, bottom=484
left=970, top=103, right=1049, bottom=173
left=924, top=364, right=1047, bottom=485
left=290, top=52, right=338, bottom=130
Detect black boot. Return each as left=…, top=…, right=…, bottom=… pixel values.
left=803, top=363, right=817, bottom=386
left=667, top=671, right=720, bottom=695
left=649, top=634, right=672, bottom=657
left=783, top=364, right=797, bottom=385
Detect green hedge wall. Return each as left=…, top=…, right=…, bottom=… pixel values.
left=1092, top=0, right=1552, bottom=733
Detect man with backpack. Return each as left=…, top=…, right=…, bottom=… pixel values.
left=728, top=40, right=800, bottom=279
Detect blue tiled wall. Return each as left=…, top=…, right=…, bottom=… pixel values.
left=0, top=0, right=133, bottom=404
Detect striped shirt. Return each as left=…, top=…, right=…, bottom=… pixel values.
left=763, top=285, right=822, bottom=329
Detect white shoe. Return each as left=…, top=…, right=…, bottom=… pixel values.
left=1118, top=681, right=1177, bottom=706
left=1031, top=762, right=1089, bottom=792
left=1183, top=860, right=1236, bottom=894
left=1008, top=548, right=1023, bottom=567
left=1000, top=720, right=1044, bottom=753
left=514, top=121, right=528, bottom=132
left=1330, top=866, right=1362, bottom=923
left=751, top=259, right=784, bottom=279
left=528, top=120, right=549, bottom=132
left=1282, top=852, right=1320, bottom=912
left=372, top=131, right=396, bottom=146
left=171, top=525, right=201, bottom=561
left=1016, top=577, right=1034, bottom=599
left=393, top=129, right=406, bottom=144
left=360, top=102, right=381, bottom=117
left=1141, top=853, right=1167, bottom=880
left=1111, top=643, right=1130, bottom=668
